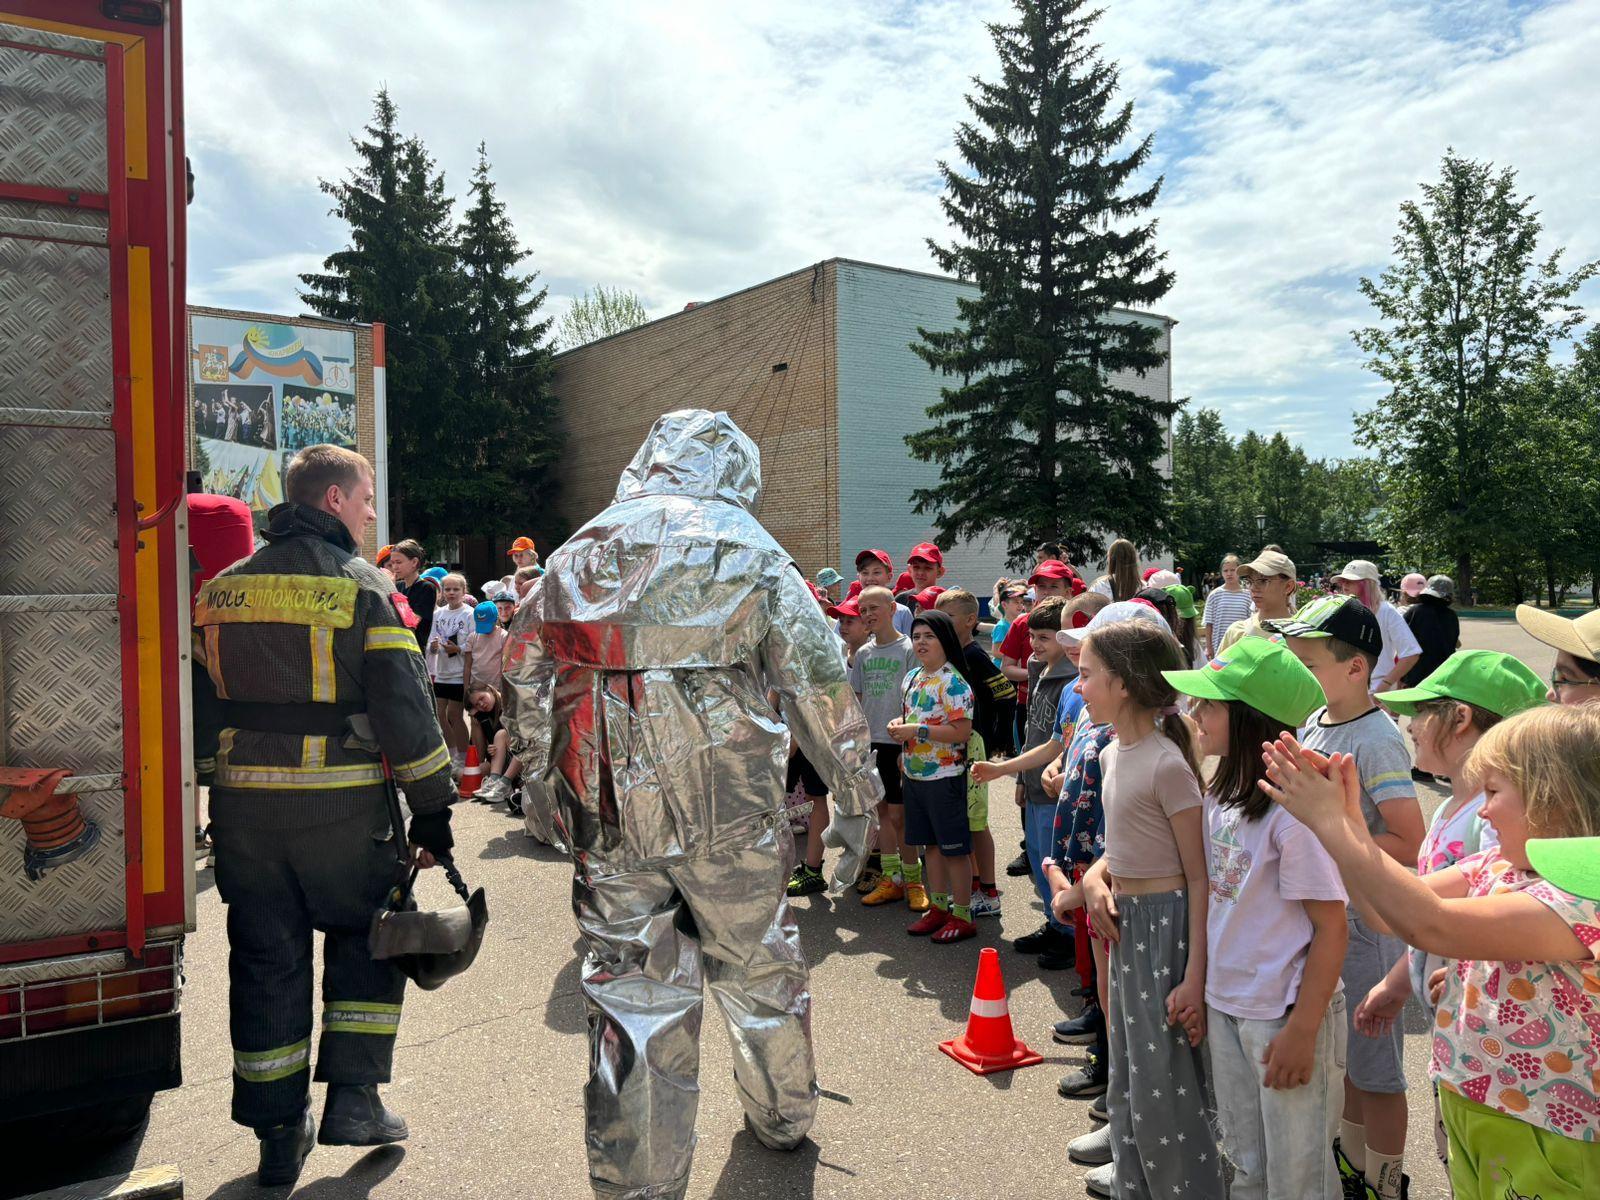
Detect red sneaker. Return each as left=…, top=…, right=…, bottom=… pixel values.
left=931, top=915, right=977, bottom=944
left=907, top=908, right=952, bottom=936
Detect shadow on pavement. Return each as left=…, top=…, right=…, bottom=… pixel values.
left=0, top=1115, right=147, bottom=1200
left=207, top=1144, right=404, bottom=1199
left=707, top=1128, right=826, bottom=1199
left=477, top=829, right=569, bottom=863
left=791, top=893, right=1088, bottom=1027
left=543, top=946, right=588, bottom=1036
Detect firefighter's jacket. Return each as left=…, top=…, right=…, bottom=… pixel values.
left=192, top=503, right=452, bottom=829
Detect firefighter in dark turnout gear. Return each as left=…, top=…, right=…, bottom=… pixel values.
left=191, top=445, right=455, bottom=1186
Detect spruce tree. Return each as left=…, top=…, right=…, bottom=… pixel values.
left=300, top=89, right=465, bottom=538
left=909, top=0, right=1175, bottom=569
left=452, top=144, right=561, bottom=538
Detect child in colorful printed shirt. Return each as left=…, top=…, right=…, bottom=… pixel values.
left=1263, top=703, right=1600, bottom=1200
left=1355, top=651, right=1548, bottom=1178
left=888, top=610, right=978, bottom=944
left=1165, top=636, right=1349, bottom=1200
left=936, top=588, right=1017, bottom=917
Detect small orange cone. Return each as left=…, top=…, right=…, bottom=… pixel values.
left=457, top=746, right=483, bottom=798
left=940, top=946, right=1043, bottom=1075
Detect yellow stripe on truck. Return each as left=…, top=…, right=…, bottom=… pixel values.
left=130, top=245, right=164, bottom=894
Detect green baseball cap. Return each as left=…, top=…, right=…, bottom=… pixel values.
left=1166, top=584, right=1198, bottom=619
left=1375, top=650, right=1547, bottom=718
left=1526, top=837, right=1600, bottom=901
left=1163, top=635, right=1326, bottom=727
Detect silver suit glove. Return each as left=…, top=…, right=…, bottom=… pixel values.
left=821, top=809, right=876, bottom=896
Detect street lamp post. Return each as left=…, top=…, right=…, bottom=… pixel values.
left=1255, top=512, right=1267, bottom=541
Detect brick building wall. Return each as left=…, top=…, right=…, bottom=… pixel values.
left=548, top=257, right=1174, bottom=591
left=550, top=262, right=839, bottom=575
left=184, top=306, right=379, bottom=560
left=834, top=260, right=1174, bottom=592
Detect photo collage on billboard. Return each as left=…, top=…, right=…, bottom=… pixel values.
left=190, top=315, right=358, bottom=515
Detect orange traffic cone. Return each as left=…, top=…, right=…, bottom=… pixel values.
left=940, top=946, right=1043, bottom=1075
left=457, top=746, right=483, bottom=798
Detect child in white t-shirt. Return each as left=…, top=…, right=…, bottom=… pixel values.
left=428, top=573, right=473, bottom=768
left=1165, top=635, right=1348, bottom=1200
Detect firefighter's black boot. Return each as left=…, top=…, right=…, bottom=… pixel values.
left=257, top=1107, right=315, bottom=1186
left=318, top=1083, right=409, bottom=1146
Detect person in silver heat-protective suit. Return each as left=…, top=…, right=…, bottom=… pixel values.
left=503, top=409, right=881, bottom=1200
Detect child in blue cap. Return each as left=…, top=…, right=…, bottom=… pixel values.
left=463, top=599, right=507, bottom=698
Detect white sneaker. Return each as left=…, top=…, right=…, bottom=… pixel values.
left=475, top=774, right=509, bottom=805
left=969, top=890, right=1003, bottom=919
left=1068, top=1123, right=1113, bottom=1166
left=1084, top=1162, right=1113, bottom=1198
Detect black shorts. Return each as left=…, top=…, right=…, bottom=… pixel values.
left=872, top=743, right=903, bottom=805
left=432, top=681, right=465, bottom=703
left=786, top=749, right=827, bottom=797
left=902, top=773, right=972, bottom=856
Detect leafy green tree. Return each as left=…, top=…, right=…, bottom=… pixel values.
left=908, top=0, right=1175, bottom=568
left=1353, top=151, right=1597, bottom=598
left=1169, top=405, right=1382, bottom=579
left=557, top=285, right=649, bottom=349
left=300, top=89, right=466, bottom=538
left=1168, top=406, right=1238, bottom=579
left=448, top=144, right=561, bottom=539
left=1314, top=458, right=1382, bottom=545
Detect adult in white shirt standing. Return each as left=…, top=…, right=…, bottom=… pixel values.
left=1330, top=559, right=1421, bottom=695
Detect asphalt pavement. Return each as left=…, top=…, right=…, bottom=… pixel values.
left=12, top=618, right=1555, bottom=1199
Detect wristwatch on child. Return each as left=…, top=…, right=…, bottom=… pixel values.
left=917, top=724, right=930, bottom=740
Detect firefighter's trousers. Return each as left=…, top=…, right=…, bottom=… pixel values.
left=576, top=822, right=819, bottom=1200
left=212, top=803, right=407, bottom=1129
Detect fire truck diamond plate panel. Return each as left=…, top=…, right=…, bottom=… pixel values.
left=0, top=35, right=108, bottom=194
left=0, top=233, right=113, bottom=416
left=0, top=428, right=118, bottom=597
left=0, top=784, right=126, bottom=943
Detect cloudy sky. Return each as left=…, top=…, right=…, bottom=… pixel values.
left=185, top=0, right=1600, bottom=459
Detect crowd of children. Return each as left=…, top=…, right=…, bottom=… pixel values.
left=380, top=531, right=1600, bottom=1200
left=373, top=535, right=541, bottom=809
left=796, top=541, right=1600, bottom=1200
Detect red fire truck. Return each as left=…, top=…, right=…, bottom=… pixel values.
left=0, top=0, right=193, bottom=1134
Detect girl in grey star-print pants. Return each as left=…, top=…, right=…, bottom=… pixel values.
left=1105, top=890, right=1224, bottom=1199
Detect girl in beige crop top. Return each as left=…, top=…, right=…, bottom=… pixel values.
left=1071, top=620, right=1212, bottom=1044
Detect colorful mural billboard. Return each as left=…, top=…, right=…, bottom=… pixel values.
left=189, top=315, right=358, bottom=513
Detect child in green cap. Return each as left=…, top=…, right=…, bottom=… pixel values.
left=1357, top=650, right=1548, bottom=1175
left=1164, top=637, right=1350, bottom=1199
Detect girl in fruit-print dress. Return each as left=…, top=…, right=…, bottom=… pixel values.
left=1356, top=650, right=1550, bottom=1183
left=1262, top=703, right=1600, bottom=1200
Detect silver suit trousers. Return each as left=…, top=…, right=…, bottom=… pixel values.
left=574, top=822, right=818, bottom=1200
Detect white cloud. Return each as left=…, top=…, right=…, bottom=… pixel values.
left=191, top=251, right=327, bottom=310
left=184, top=0, right=1600, bottom=459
